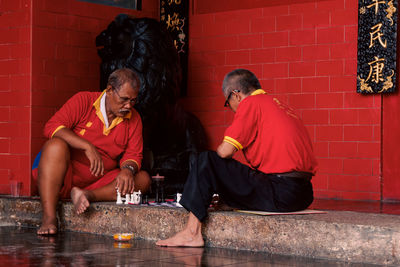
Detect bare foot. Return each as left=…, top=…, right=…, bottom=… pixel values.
left=156, top=228, right=204, bottom=247
left=71, top=187, right=90, bottom=214
left=37, top=216, right=58, bottom=235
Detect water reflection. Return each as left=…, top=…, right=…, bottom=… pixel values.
left=0, top=227, right=124, bottom=266
left=0, top=226, right=379, bottom=267
left=156, top=247, right=204, bottom=266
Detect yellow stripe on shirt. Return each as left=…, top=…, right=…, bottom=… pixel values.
left=223, top=136, right=243, bottom=150
left=250, top=89, right=266, bottom=96
left=51, top=125, right=66, bottom=138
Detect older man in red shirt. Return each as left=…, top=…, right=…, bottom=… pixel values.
left=157, top=69, right=317, bottom=247
left=33, top=68, right=151, bottom=235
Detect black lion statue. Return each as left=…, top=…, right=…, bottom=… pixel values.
left=96, top=14, right=207, bottom=195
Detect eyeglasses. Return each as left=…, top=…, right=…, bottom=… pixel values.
left=113, top=88, right=137, bottom=106
left=224, top=90, right=240, bottom=107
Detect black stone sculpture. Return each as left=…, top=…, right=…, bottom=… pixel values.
left=96, top=14, right=207, bottom=194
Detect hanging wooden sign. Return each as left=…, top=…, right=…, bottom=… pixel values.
left=357, top=0, right=398, bottom=93
left=160, top=0, right=189, bottom=96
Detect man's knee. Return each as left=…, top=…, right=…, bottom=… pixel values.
left=42, top=137, right=70, bottom=158
left=135, top=170, right=151, bottom=193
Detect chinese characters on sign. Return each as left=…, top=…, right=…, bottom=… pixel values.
left=357, top=0, right=397, bottom=93
left=160, top=0, right=189, bottom=96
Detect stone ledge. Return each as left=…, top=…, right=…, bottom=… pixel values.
left=0, top=196, right=399, bottom=265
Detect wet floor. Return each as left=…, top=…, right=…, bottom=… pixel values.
left=0, top=226, right=380, bottom=266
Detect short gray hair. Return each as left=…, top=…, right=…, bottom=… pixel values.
left=107, top=68, right=140, bottom=91
left=222, top=69, right=261, bottom=96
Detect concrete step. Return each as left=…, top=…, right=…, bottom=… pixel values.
left=0, top=196, right=399, bottom=265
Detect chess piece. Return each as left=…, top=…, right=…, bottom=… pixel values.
left=130, top=191, right=140, bottom=204
left=132, top=192, right=138, bottom=204
left=125, top=193, right=131, bottom=204
left=137, top=190, right=142, bottom=204
left=131, top=192, right=138, bottom=205
left=129, top=193, right=135, bottom=204
left=210, top=193, right=219, bottom=207
left=116, top=190, right=123, bottom=204
left=176, top=193, right=183, bottom=207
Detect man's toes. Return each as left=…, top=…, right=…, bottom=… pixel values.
left=37, top=226, right=57, bottom=235
left=156, top=240, right=169, bottom=246
left=48, top=227, right=57, bottom=235
left=76, top=203, right=87, bottom=214
left=37, top=228, right=47, bottom=235
left=75, top=204, right=82, bottom=214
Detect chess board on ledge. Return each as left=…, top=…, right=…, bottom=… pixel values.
left=131, top=199, right=182, bottom=208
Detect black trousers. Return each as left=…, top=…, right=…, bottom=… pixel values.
left=180, top=151, right=314, bottom=222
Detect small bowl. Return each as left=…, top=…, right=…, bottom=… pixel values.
left=113, top=233, right=134, bottom=241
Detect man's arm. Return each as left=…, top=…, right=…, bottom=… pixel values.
left=117, top=111, right=143, bottom=195
left=216, top=141, right=238, bottom=159
left=44, top=92, right=104, bottom=176
left=53, top=128, right=104, bottom=177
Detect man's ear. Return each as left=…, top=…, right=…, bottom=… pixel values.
left=105, top=85, right=113, bottom=94
left=235, top=91, right=242, bottom=102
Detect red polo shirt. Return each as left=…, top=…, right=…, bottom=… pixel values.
left=32, top=91, right=143, bottom=198
left=44, top=91, right=143, bottom=171
left=224, top=89, right=317, bottom=175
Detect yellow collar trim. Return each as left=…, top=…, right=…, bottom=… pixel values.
left=93, top=90, right=132, bottom=136
left=250, top=89, right=266, bottom=96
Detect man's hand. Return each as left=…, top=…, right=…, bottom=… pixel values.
left=84, top=144, right=104, bottom=177
left=53, top=128, right=105, bottom=177
left=116, top=168, right=135, bottom=196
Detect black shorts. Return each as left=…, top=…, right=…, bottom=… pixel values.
left=180, top=151, right=314, bottom=221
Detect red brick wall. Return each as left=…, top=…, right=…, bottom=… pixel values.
left=0, top=0, right=158, bottom=195
left=0, top=0, right=32, bottom=195
left=1, top=0, right=398, bottom=201
left=182, top=0, right=383, bottom=200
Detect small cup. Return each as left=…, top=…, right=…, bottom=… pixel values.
left=10, top=181, right=22, bottom=197
left=152, top=174, right=165, bottom=203
left=113, top=233, right=133, bottom=241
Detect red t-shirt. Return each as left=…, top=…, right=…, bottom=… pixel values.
left=44, top=91, right=143, bottom=172
left=224, top=89, right=317, bottom=175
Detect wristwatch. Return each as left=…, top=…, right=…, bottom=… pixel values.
left=121, top=165, right=136, bottom=176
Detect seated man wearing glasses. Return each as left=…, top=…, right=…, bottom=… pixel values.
left=33, top=68, right=151, bottom=235
left=156, top=69, right=317, bottom=247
